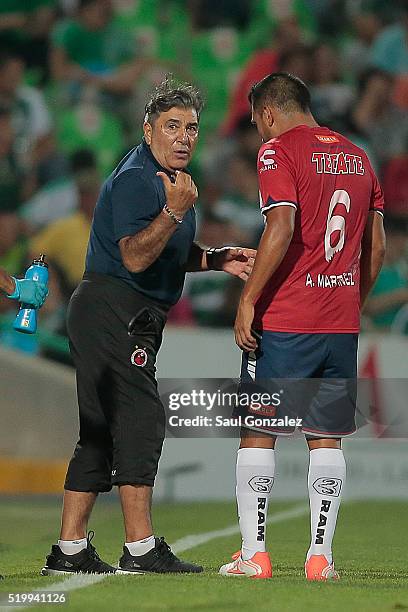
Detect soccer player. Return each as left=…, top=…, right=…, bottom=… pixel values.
left=0, top=268, right=48, bottom=308
left=219, top=73, right=385, bottom=580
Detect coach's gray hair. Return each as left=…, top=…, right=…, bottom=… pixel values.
left=144, top=75, right=204, bottom=124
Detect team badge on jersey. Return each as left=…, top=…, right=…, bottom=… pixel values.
left=131, top=346, right=147, bottom=367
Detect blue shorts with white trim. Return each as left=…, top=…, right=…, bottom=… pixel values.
left=237, top=331, right=358, bottom=438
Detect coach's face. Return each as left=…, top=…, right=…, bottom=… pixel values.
left=144, top=107, right=199, bottom=172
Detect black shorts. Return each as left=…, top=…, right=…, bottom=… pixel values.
left=237, top=332, right=358, bottom=438
left=64, top=273, right=168, bottom=493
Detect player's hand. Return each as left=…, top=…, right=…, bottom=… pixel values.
left=157, top=170, right=198, bottom=218
left=234, top=298, right=257, bottom=352
left=211, top=247, right=256, bottom=281
left=8, top=278, right=49, bottom=308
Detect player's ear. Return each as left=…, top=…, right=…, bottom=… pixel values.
left=263, top=106, right=274, bottom=127
left=144, top=121, right=152, bottom=145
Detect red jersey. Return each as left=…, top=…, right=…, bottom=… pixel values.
left=254, top=125, right=384, bottom=333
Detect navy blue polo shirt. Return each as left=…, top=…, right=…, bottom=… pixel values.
left=85, top=140, right=196, bottom=306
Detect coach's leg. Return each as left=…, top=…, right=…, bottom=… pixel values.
left=119, top=484, right=153, bottom=542
left=42, top=484, right=116, bottom=573
left=305, top=437, right=345, bottom=576
left=236, top=430, right=276, bottom=561
left=60, top=490, right=97, bottom=540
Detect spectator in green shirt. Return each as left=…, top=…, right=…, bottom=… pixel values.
left=366, top=216, right=408, bottom=330
left=50, top=0, right=143, bottom=104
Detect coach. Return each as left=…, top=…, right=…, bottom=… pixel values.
left=41, top=78, right=255, bottom=576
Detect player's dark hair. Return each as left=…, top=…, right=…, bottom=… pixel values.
left=249, top=72, right=311, bottom=114
left=144, top=75, right=204, bottom=124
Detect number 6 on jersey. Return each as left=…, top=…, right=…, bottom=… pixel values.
left=324, top=189, right=350, bottom=262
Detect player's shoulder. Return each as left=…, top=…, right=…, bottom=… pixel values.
left=258, top=136, right=293, bottom=165
left=337, top=134, right=376, bottom=176
left=259, top=127, right=313, bottom=158
left=333, top=130, right=366, bottom=154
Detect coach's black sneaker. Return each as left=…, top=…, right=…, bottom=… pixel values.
left=116, top=537, right=203, bottom=574
left=41, top=531, right=116, bottom=575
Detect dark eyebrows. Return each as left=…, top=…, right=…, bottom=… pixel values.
left=165, top=118, right=199, bottom=127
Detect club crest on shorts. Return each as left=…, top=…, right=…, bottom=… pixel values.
left=130, top=346, right=147, bottom=367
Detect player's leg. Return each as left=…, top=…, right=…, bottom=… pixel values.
left=304, top=436, right=345, bottom=581
left=302, top=333, right=358, bottom=581
left=237, top=430, right=276, bottom=559
left=219, top=430, right=275, bottom=578
left=220, top=336, right=290, bottom=578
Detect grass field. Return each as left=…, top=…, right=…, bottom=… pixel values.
left=0, top=497, right=407, bottom=611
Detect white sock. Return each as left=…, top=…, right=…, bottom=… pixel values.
left=236, top=447, right=275, bottom=561
left=58, top=538, right=87, bottom=555
left=307, top=448, right=346, bottom=564
left=125, top=535, right=155, bottom=556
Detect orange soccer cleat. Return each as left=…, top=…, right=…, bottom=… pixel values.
left=305, top=554, right=339, bottom=581
left=219, top=551, right=272, bottom=579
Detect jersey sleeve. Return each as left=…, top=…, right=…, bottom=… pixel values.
left=111, top=170, right=160, bottom=242
left=369, top=166, right=385, bottom=216
left=257, top=142, right=298, bottom=215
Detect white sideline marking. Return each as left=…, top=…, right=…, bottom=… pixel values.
left=171, top=503, right=308, bottom=554
left=2, top=503, right=308, bottom=610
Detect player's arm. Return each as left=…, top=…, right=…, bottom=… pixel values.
left=235, top=206, right=295, bottom=351
left=359, top=211, right=386, bottom=309
left=359, top=166, right=386, bottom=310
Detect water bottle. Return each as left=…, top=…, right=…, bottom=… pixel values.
left=13, top=254, right=49, bottom=334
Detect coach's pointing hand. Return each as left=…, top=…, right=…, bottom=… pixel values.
left=209, top=247, right=256, bottom=281
left=157, top=171, right=198, bottom=219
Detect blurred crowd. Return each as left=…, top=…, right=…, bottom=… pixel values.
left=1, top=0, right=408, bottom=361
